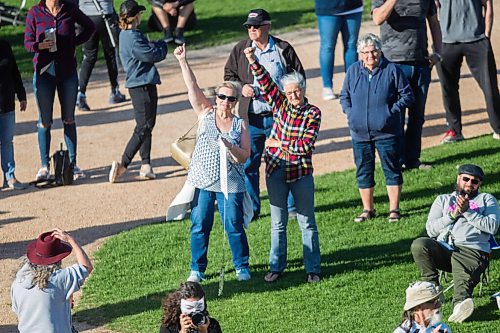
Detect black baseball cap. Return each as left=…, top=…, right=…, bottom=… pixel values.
left=458, top=164, right=485, bottom=180
left=120, top=0, right=146, bottom=18
left=243, top=9, right=271, bottom=26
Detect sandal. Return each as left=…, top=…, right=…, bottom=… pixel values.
left=354, top=209, right=376, bottom=223
left=388, top=209, right=401, bottom=223
left=264, top=271, right=283, bottom=283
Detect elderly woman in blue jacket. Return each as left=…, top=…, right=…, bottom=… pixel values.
left=340, top=33, right=414, bottom=223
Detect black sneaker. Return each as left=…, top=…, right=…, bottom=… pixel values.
left=163, top=29, right=174, bottom=43
left=174, top=28, right=185, bottom=45
left=76, top=92, right=91, bottom=111
left=109, top=87, right=126, bottom=104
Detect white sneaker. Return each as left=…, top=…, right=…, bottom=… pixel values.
left=73, top=166, right=86, bottom=180
left=493, top=132, right=500, bottom=140
left=36, top=166, right=50, bottom=181
left=448, top=298, right=474, bottom=323
left=322, top=87, right=338, bottom=100
left=187, top=270, right=205, bottom=282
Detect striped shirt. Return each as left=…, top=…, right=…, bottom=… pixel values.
left=250, top=62, right=321, bottom=183
left=24, top=0, right=95, bottom=78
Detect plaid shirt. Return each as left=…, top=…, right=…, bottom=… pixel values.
left=250, top=62, right=321, bottom=183
left=24, top=0, right=94, bottom=78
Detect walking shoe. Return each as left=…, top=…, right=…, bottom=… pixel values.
left=174, top=28, right=185, bottom=45
left=264, top=271, right=283, bottom=283
left=306, top=273, right=321, bottom=283
left=109, top=87, right=126, bottom=104
left=76, top=92, right=91, bottom=111
left=441, top=129, right=464, bottom=144
left=163, top=29, right=174, bottom=43
left=288, top=210, right=297, bottom=220
left=36, top=166, right=50, bottom=181
left=7, top=179, right=28, bottom=190
left=236, top=268, right=251, bottom=281
left=322, top=87, right=338, bottom=101
left=448, top=298, right=474, bottom=323
left=187, top=270, right=206, bottom=282
left=493, top=132, right=500, bottom=140
left=139, top=164, right=156, bottom=180
left=73, top=166, right=86, bottom=180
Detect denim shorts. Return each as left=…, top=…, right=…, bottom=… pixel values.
left=352, top=137, right=403, bottom=188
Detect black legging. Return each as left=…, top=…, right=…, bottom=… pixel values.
left=78, top=14, right=119, bottom=94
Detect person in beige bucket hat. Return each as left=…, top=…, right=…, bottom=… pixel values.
left=393, top=281, right=452, bottom=333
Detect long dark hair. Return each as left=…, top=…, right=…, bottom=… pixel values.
left=161, top=282, right=206, bottom=327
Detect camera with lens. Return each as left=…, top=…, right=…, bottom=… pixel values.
left=189, top=311, right=208, bottom=327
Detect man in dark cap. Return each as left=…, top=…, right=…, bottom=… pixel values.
left=224, top=8, right=304, bottom=220
left=411, top=164, right=499, bottom=323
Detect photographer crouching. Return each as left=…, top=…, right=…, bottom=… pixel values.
left=160, top=282, right=222, bottom=333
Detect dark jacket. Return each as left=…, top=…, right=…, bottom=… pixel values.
left=159, top=317, right=222, bottom=333
left=24, top=0, right=95, bottom=78
left=223, top=36, right=304, bottom=119
left=0, top=40, right=26, bottom=114
left=340, top=57, right=414, bottom=142
left=315, top=0, right=363, bottom=16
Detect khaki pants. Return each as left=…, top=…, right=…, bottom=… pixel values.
left=411, top=237, right=489, bottom=306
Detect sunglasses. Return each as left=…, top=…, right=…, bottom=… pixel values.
left=216, top=93, right=237, bottom=102
left=462, top=176, right=480, bottom=185
left=245, top=24, right=263, bottom=30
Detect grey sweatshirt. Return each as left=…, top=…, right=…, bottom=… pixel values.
left=426, top=192, right=499, bottom=253
left=79, top=0, right=115, bottom=16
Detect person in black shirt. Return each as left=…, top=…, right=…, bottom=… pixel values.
left=0, top=38, right=28, bottom=190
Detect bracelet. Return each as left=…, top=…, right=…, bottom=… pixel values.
left=433, top=53, right=442, bottom=62
left=448, top=212, right=458, bottom=221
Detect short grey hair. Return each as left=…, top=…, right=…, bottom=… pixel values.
left=279, top=71, right=306, bottom=93
left=357, top=33, right=382, bottom=53
left=216, top=81, right=242, bottom=99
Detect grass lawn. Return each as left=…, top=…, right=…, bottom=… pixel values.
left=0, top=0, right=373, bottom=79
left=75, top=135, right=500, bottom=333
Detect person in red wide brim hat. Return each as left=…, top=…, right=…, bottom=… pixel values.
left=11, top=228, right=93, bottom=333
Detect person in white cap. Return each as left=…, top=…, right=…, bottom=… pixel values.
left=394, top=281, right=451, bottom=333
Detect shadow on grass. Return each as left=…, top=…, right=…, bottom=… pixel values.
left=75, top=237, right=414, bottom=326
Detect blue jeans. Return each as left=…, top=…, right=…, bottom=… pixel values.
left=0, top=111, right=16, bottom=182
left=190, top=188, right=249, bottom=272
left=266, top=162, right=321, bottom=274
left=394, top=63, right=431, bottom=168
left=33, top=72, right=79, bottom=166
left=244, top=113, right=295, bottom=217
left=352, top=137, right=403, bottom=188
left=317, top=13, right=362, bottom=88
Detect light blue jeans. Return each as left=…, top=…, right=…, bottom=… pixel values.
left=317, top=12, right=362, bottom=88
left=266, top=162, right=321, bottom=274
left=190, top=188, right=250, bottom=272
left=33, top=72, right=78, bottom=166
left=0, top=111, right=16, bottom=182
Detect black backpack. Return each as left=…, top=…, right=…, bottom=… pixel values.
left=52, top=143, right=74, bottom=186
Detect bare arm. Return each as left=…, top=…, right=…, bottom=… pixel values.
left=174, top=44, right=211, bottom=116
left=427, top=13, right=443, bottom=66
left=223, top=122, right=250, bottom=163
left=485, top=0, right=493, bottom=38
left=372, top=0, right=398, bottom=25
left=51, top=228, right=93, bottom=274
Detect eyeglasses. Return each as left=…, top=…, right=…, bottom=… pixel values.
left=245, top=24, right=262, bottom=30
left=216, top=93, right=237, bottom=102
left=461, top=176, right=480, bottom=185
left=360, top=49, right=379, bottom=55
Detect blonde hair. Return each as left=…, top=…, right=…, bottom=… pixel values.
left=19, top=256, right=61, bottom=290
left=215, top=81, right=242, bottom=100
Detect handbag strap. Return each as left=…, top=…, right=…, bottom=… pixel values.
left=178, top=117, right=201, bottom=140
